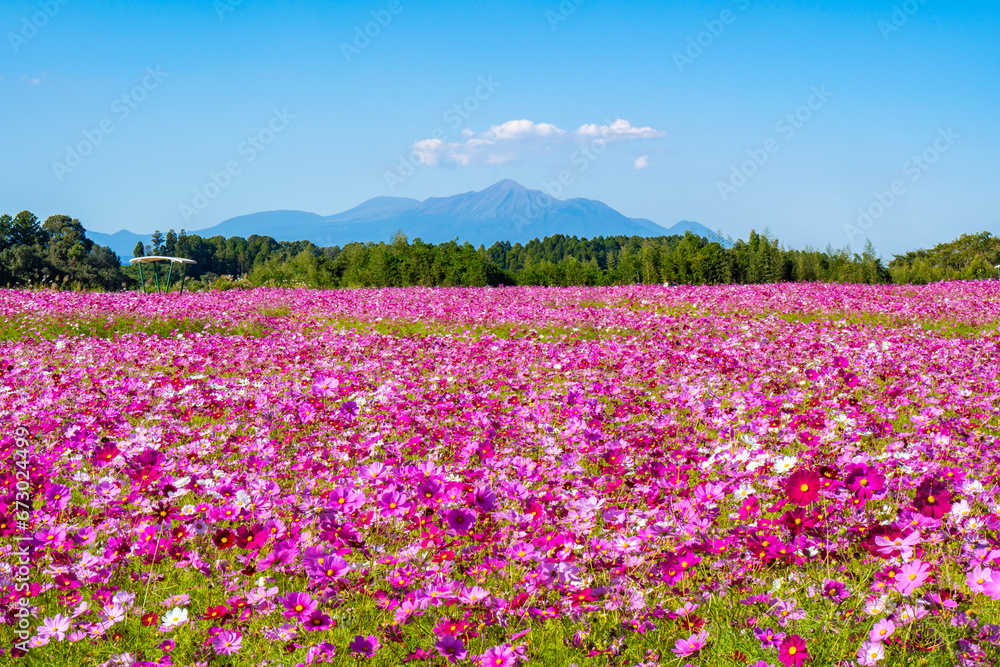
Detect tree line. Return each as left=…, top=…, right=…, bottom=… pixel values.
left=0, top=212, right=129, bottom=289
left=3, top=209, right=998, bottom=290
left=134, top=227, right=891, bottom=288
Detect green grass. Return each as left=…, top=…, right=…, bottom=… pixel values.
left=0, top=316, right=271, bottom=340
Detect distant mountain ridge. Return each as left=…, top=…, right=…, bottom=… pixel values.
left=86, top=180, right=730, bottom=260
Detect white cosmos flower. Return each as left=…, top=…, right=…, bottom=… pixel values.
left=162, top=607, right=188, bottom=627
left=773, top=456, right=797, bottom=474
left=950, top=499, right=972, bottom=520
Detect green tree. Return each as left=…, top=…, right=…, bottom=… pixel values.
left=150, top=230, right=165, bottom=255
left=0, top=214, right=12, bottom=251
left=165, top=229, right=178, bottom=255
left=133, top=241, right=145, bottom=258
left=10, top=211, right=44, bottom=246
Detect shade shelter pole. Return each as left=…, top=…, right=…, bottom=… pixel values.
left=129, top=257, right=197, bottom=295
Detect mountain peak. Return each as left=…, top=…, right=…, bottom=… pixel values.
left=86, top=182, right=729, bottom=259
left=480, top=179, right=529, bottom=194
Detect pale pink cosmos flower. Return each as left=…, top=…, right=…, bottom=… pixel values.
left=38, top=614, right=72, bottom=641
left=857, top=640, right=885, bottom=665
left=966, top=566, right=993, bottom=593
left=981, top=577, right=1000, bottom=601
left=868, top=618, right=895, bottom=643
left=894, top=559, right=931, bottom=596
left=874, top=531, right=921, bottom=560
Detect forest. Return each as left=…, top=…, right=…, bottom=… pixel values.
left=2, top=210, right=998, bottom=290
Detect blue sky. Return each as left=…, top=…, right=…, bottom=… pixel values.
left=1, top=0, right=997, bottom=256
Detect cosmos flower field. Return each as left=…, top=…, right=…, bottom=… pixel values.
left=2, top=283, right=1000, bottom=667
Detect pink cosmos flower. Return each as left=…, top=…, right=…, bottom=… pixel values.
left=894, top=559, right=931, bottom=596
left=754, top=626, right=786, bottom=649
left=868, top=618, right=895, bottom=643
left=311, top=375, right=339, bottom=398
left=212, top=629, right=242, bottom=656
left=328, top=486, right=366, bottom=513
left=967, top=566, right=994, bottom=594
left=379, top=490, right=412, bottom=516
left=981, top=577, right=1000, bottom=601
left=303, top=610, right=334, bottom=632
left=874, top=532, right=921, bottom=560
left=673, top=630, right=708, bottom=657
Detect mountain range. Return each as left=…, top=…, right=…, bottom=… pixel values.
left=86, top=180, right=729, bottom=261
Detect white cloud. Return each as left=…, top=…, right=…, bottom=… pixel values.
left=490, top=119, right=565, bottom=140
left=411, top=118, right=664, bottom=167
left=634, top=155, right=652, bottom=169
left=577, top=119, right=663, bottom=140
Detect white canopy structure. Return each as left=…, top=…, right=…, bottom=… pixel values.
left=129, top=256, right=197, bottom=294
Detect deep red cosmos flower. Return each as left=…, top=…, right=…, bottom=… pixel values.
left=212, top=529, right=235, bottom=550
left=913, top=479, right=952, bottom=519
left=784, top=469, right=821, bottom=506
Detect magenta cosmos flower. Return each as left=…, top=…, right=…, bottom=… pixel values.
left=435, top=635, right=468, bottom=664
left=446, top=508, right=477, bottom=534
left=778, top=635, right=810, bottom=667
left=784, top=469, right=821, bottom=506
left=279, top=591, right=317, bottom=622
left=844, top=464, right=885, bottom=500
left=348, top=635, right=381, bottom=658
left=479, top=645, right=517, bottom=667
left=894, top=559, right=931, bottom=596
